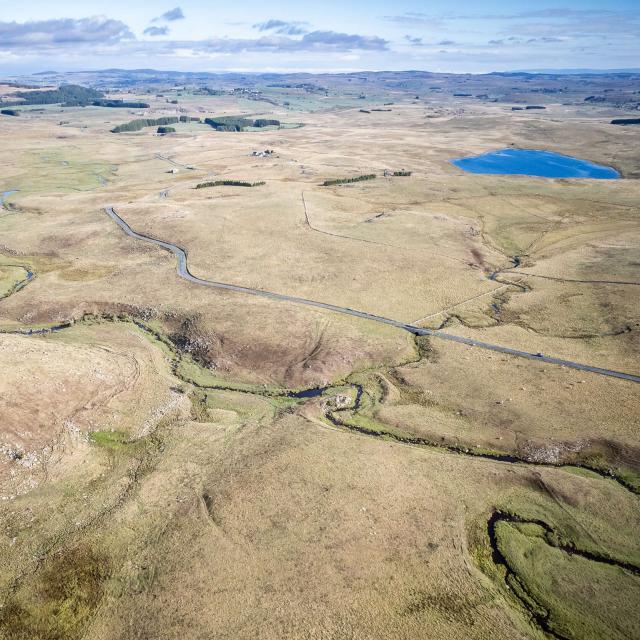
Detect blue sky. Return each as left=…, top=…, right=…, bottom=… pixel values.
left=1, top=1, right=639, bottom=74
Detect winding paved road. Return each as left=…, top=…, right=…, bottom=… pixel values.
left=105, top=206, right=640, bottom=384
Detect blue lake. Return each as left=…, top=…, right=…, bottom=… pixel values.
left=451, top=149, right=620, bottom=179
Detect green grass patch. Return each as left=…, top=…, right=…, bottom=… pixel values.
left=333, top=411, right=417, bottom=441
left=579, top=454, right=640, bottom=493
left=89, top=430, right=130, bottom=451
left=6, top=150, right=114, bottom=195
left=0, top=265, right=30, bottom=299
left=561, top=465, right=608, bottom=481
left=495, top=520, right=640, bottom=640
left=177, top=355, right=283, bottom=396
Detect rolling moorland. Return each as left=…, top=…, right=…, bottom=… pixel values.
left=0, top=69, right=639, bottom=640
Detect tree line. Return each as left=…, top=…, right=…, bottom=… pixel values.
left=322, top=171, right=411, bottom=186
left=322, top=174, right=377, bottom=187
left=195, top=180, right=266, bottom=189
left=1, top=84, right=103, bottom=107
left=0, top=85, right=151, bottom=109
left=204, top=116, right=280, bottom=131
left=611, top=118, right=640, bottom=126
left=93, top=100, right=150, bottom=108
left=111, top=117, right=180, bottom=133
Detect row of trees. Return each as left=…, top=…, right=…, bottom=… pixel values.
left=0, top=85, right=155, bottom=109
left=110, top=111, right=282, bottom=134
left=195, top=180, right=266, bottom=189
left=322, top=171, right=412, bottom=186
left=111, top=117, right=179, bottom=133
left=611, top=118, right=640, bottom=125
left=204, top=116, right=253, bottom=131
left=111, top=115, right=202, bottom=133
left=253, top=119, right=280, bottom=128
left=322, top=174, right=376, bottom=187
left=93, top=100, right=150, bottom=108
left=204, top=116, right=281, bottom=131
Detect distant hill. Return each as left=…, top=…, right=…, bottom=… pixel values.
left=512, top=68, right=640, bottom=75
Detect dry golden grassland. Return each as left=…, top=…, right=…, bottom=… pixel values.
left=0, top=91, right=638, bottom=639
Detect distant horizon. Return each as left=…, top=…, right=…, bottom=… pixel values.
left=4, top=66, right=640, bottom=80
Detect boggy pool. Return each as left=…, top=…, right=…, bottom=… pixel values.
left=451, top=149, right=620, bottom=179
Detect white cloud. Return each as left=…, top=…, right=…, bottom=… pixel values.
left=253, top=20, right=309, bottom=36
left=144, top=26, right=169, bottom=37
left=0, top=17, right=133, bottom=47
left=153, top=7, right=185, bottom=23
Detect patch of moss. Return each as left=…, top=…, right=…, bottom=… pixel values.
left=0, top=545, right=110, bottom=640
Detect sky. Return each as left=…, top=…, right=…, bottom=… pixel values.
left=1, top=0, right=639, bottom=75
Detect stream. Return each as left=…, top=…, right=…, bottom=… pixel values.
left=3, top=313, right=638, bottom=640
left=0, top=190, right=19, bottom=208
left=104, top=206, right=640, bottom=384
